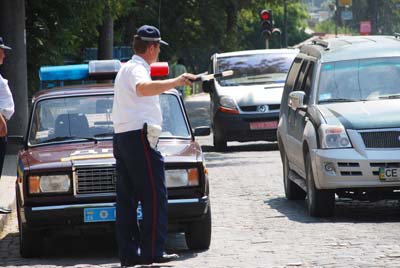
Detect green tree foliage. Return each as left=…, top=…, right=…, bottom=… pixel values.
left=26, top=0, right=134, bottom=94
left=26, top=0, right=310, bottom=94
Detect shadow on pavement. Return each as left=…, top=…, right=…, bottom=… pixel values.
left=202, top=141, right=278, bottom=153
left=0, top=231, right=202, bottom=267
left=265, top=197, right=400, bottom=224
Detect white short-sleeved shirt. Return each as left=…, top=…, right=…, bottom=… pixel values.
left=112, top=55, right=162, bottom=133
left=0, top=74, right=15, bottom=120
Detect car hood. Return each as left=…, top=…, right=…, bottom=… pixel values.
left=21, top=140, right=202, bottom=170
left=317, top=100, right=400, bottom=129
left=216, top=83, right=284, bottom=106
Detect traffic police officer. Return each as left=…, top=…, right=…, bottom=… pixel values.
left=112, top=25, right=195, bottom=267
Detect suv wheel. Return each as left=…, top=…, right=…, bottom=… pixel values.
left=213, top=133, right=227, bottom=152
left=283, top=151, right=306, bottom=200
left=305, top=152, right=335, bottom=217
left=185, top=207, right=212, bottom=250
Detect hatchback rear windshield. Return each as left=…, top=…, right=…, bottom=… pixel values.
left=215, top=53, right=296, bottom=86
left=318, top=57, right=400, bottom=103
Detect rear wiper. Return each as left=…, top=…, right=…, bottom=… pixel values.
left=379, top=94, right=400, bottom=99
left=319, top=98, right=357, bottom=103
left=45, top=136, right=98, bottom=144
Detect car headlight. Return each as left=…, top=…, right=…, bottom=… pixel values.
left=29, top=174, right=71, bottom=194
left=219, top=96, right=239, bottom=114
left=318, top=124, right=351, bottom=149
left=166, top=168, right=199, bottom=187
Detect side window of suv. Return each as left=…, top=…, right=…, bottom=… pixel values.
left=281, top=57, right=303, bottom=115
left=293, top=59, right=308, bottom=91
left=300, top=61, right=315, bottom=104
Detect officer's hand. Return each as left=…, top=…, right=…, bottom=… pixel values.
left=175, top=73, right=196, bottom=87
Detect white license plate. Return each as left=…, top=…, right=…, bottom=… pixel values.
left=379, top=167, right=400, bottom=181
left=250, top=121, right=278, bottom=130
left=84, top=205, right=142, bottom=223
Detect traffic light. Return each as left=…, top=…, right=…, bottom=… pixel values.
left=260, top=9, right=273, bottom=39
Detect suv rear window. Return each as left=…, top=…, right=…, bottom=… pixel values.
left=318, top=57, right=400, bottom=103
left=216, top=53, right=296, bottom=86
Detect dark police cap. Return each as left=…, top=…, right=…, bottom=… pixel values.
left=0, top=37, right=11, bottom=50
left=136, top=25, right=169, bottom=46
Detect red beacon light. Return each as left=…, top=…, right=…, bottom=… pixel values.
left=150, top=62, right=169, bottom=77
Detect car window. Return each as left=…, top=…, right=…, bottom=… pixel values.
left=293, top=60, right=309, bottom=91
left=285, top=57, right=303, bottom=92
left=318, top=57, right=400, bottom=103
left=215, top=53, right=296, bottom=86
left=29, top=95, right=114, bottom=145
left=159, top=94, right=191, bottom=138
left=28, top=93, right=190, bottom=145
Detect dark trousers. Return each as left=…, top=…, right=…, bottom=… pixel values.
left=0, top=137, right=7, bottom=176
left=113, top=129, right=167, bottom=262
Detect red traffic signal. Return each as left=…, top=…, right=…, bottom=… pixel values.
left=260, top=9, right=273, bottom=39
left=260, top=10, right=271, bottom=21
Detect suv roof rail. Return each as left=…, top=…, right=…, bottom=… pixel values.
left=312, top=39, right=330, bottom=50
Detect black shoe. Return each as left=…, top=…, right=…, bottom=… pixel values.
left=152, top=253, right=179, bottom=263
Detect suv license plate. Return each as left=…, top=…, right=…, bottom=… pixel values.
left=84, top=205, right=142, bottom=222
left=250, top=121, right=278, bottom=130
left=379, top=168, right=400, bottom=181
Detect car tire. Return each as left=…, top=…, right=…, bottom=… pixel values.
left=305, top=152, right=335, bottom=217
left=18, top=220, right=43, bottom=258
left=185, top=207, right=212, bottom=250
left=283, top=151, right=306, bottom=200
left=213, top=133, right=227, bottom=152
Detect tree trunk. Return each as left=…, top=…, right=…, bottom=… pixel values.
left=0, top=0, right=29, bottom=153
left=224, top=0, right=238, bottom=51
left=98, top=6, right=114, bottom=60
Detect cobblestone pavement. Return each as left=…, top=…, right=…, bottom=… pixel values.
left=1, top=93, right=400, bottom=268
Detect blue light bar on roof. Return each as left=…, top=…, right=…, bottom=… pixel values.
left=39, top=60, right=122, bottom=83
left=39, top=64, right=89, bottom=81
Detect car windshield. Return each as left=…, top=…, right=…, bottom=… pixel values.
left=28, top=93, right=190, bottom=145
left=318, top=57, right=400, bottom=103
left=215, top=53, right=296, bottom=86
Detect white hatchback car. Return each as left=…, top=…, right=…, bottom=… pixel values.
left=202, top=49, right=298, bottom=151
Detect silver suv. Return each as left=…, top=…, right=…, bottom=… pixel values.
left=278, top=35, right=400, bottom=217
left=203, top=49, right=297, bottom=151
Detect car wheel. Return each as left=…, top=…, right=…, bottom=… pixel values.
left=213, top=134, right=227, bottom=152
left=17, top=203, right=43, bottom=258
left=283, top=151, right=306, bottom=200
left=185, top=207, right=212, bottom=250
left=305, top=152, right=335, bottom=217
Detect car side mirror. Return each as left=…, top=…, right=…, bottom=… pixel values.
left=202, top=80, right=213, bottom=93
left=194, top=126, right=211, bottom=136
left=288, top=91, right=307, bottom=111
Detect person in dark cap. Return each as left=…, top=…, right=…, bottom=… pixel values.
left=0, top=37, right=14, bottom=214
left=112, top=25, right=195, bottom=267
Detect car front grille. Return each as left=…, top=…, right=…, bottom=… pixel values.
left=240, top=104, right=280, bottom=112
left=75, top=166, right=116, bottom=194
left=360, top=130, right=400, bottom=148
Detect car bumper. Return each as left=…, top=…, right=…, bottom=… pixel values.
left=312, top=148, right=400, bottom=189
left=22, top=196, right=209, bottom=229
left=214, top=111, right=279, bottom=142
